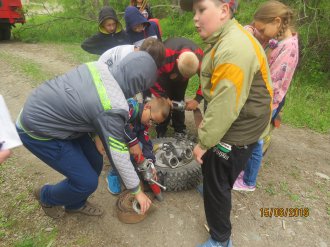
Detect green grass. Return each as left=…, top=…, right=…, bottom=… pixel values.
left=283, top=72, right=330, bottom=133
left=0, top=51, right=50, bottom=86
left=61, top=43, right=98, bottom=64
left=14, top=229, right=57, bottom=247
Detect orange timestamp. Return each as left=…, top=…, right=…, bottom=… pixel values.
left=260, top=207, right=309, bottom=217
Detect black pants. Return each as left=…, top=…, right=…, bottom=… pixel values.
left=156, top=79, right=188, bottom=136
left=202, top=143, right=256, bottom=242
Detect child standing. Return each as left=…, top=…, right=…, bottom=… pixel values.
left=81, top=6, right=130, bottom=55
left=233, top=0, right=299, bottom=192
left=180, top=0, right=273, bottom=246
left=124, top=6, right=161, bottom=47
left=105, top=97, right=170, bottom=201
left=130, top=0, right=153, bottom=19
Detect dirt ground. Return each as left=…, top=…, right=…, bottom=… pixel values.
left=0, top=42, right=329, bottom=247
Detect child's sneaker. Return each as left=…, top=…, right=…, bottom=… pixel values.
left=106, top=170, right=121, bottom=195
left=197, top=237, right=232, bottom=247
left=233, top=176, right=256, bottom=192
left=237, top=170, right=244, bottom=179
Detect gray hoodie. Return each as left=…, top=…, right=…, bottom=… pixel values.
left=19, top=51, right=157, bottom=191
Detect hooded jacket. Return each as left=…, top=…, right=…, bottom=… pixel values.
left=18, top=51, right=158, bottom=192
left=124, top=6, right=161, bottom=47
left=81, top=6, right=130, bottom=55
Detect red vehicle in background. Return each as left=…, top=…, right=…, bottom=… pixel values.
left=0, top=0, right=25, bottom=40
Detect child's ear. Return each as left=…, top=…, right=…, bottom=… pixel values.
left=274, top=17, right=282, bottom=28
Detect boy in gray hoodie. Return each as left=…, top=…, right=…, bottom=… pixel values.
left=17, top=52, right=157, bottom=218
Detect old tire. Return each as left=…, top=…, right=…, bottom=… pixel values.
left=152, top=137, right=202, bottom=192
left=0, top=24, right=11, bottom=41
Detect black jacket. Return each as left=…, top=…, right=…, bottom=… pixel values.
left=81, top=6, right=130, bottom=55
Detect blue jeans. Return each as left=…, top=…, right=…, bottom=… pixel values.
left=243, top=139, right=263, bottom=186
left=243, top=110, right=277, bottom=186
left=18, top=128, right=103, bottom=210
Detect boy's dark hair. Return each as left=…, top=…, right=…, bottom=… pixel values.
left=140, top=38, right=165, bottom=68
left=149, top=97, right=171, bottom=120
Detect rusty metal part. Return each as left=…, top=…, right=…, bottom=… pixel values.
left=116, top=190, right=147, bottom=224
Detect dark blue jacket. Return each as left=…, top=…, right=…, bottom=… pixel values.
left=124, top=98, right=155, bottom=162
left=124, top=6, right=161, bottom=46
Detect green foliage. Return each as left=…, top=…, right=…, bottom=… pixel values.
left=282, top=71, right=330, bottom=133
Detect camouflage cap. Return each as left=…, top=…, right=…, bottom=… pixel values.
left=180, top=0, right=238, bottom=13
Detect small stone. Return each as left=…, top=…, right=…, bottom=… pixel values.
left=169, top=214, right=174, bottom=219
left=45, top=227, right=53, bottom=232
left=315, top=172, right=330, bottom=180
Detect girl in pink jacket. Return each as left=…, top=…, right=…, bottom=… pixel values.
left=234, top=0, right=299, bottom=191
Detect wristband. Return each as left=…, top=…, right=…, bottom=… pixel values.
left=131, top=185, right=141, bottom=195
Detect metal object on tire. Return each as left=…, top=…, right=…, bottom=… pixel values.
left=116, top=190, right=147, bottom=224
left=153, top=137, right=202, bottom=191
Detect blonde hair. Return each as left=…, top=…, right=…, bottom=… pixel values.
left=177, top=51, right=199, bottom=78
left=254, top=1, right=295, bottom=40
left=149, top=97, right=170, bottom=120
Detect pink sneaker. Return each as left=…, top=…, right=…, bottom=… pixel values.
left=238, top=171, right=244, bottom=179
left=233, top=176, right=256, bottom=192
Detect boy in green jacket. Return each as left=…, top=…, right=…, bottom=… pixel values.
left=180, top=0, right=273, bottom=246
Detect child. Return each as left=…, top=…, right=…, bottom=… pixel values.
left=233, top=0, right=299, bottom=191
left=144, top=37, right=204, bottom=138
left=16, top=52, right=158, bottom=219
left=180, top=0, right=273, bottom=246
left=81, top=6, right=130, bottom=55
left=98, top=37, right=165, bottom=69
left=130, top=0, right=153, bottom=19
left=124, top=6, right=161, bottom=47
left=105, top=97, right=170, bottom=201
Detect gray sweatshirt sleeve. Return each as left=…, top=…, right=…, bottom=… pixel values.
left=93, top=109, right=140, bottom=192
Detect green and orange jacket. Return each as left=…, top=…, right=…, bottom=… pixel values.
left=198, top=19, right=273, bottom=149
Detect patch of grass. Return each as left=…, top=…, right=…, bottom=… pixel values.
left=279, top=181, right=301, bottom=202
left=14, top=229, right=58, bottom=247
left=61, top=43, right=98, bottom=64
left=0, top=211, right=18, bottom=230
left=290, top=194, right=300, bottom=202
left=0, top=51, right=50, bottom=86
left=289, top=168, right=301, bottom=180
left=265, top=182, right=277, bottom=196
left=282, top=72, right=330, bottom=133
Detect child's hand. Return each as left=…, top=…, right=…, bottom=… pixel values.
left=135, top=191, right=152, bottom=214
left=0, top=149, right=11, bottom=164
left=129, top=144, right=143, bottom=163
left=94, top=136, right=105, bottom=155
left=185, top=99, right=199, bottom=111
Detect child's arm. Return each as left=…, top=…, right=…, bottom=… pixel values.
left=137, top=125, right=156, bottom=162
left=81, top=34, right=103, bottom=55
left=94, top=135, right=105, bottom=155
left=269, top=38, right=299, bottom=109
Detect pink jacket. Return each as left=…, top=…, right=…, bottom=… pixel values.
left=267, top=34, right=299, bottom=109
left=245, top=25, right=299, bottom=110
